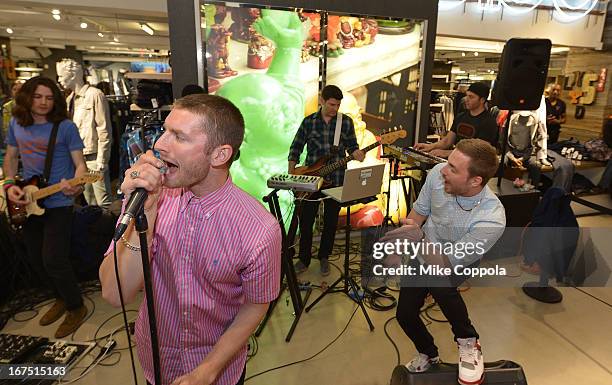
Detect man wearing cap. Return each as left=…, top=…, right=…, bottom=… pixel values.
left=416, top=82, right=498, bottom=159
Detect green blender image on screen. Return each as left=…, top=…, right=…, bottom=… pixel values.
left=216, top=9, right=306, bottom=207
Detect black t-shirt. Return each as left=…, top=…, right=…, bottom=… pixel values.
left=450, top=110, right=498, bottom=147
left=545, top=98, right=566, bottom=132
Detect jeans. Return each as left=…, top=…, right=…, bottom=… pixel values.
left=22, top=206, right=83, bottom=310
left=297, top=191, right=341, bottom=266
left=396, top=267, right=478, bottom=359
left=525, top=150, right=574, bottom=193
left=84, top=159, right=113, bottom=208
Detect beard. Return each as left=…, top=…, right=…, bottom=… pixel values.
left=164, top=153, right=212, bottom=191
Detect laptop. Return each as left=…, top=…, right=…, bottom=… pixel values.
left=322, top=164, right=385, bottom=203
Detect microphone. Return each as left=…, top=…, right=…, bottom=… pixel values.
left=113, top=188, right=148, bottom=241
left=113, top=154, right=168, bottom=242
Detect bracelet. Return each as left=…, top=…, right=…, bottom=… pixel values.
left=2, top=178, right=15, bottom=186
left=120, top=234, right=141, bottom=252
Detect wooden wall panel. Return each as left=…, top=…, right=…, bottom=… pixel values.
left=558, top=49, right=611, bottom=141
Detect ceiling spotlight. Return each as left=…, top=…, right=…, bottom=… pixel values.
left=90, top=46, right=95, bottom=49
left=52, top=9, right=61, bottom=15
left=113, top=35, right=119, bottom=42
left=474, top=51, right=479, bottom=56
left=80, top=22, right=88, bottom=29
left=52, top=14, right=61, bottom=21
left=140, top=23, right=154, bottom=36
left=6, top=27, right=13, bottom=34
left=98, top=32, right=104, bottom=38
left=461, top=52, right=466, bottom=57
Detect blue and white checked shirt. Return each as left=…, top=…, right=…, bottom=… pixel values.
left=288, top=110, right=359, bottom=187
left=413, top=163, right=506, bottom=267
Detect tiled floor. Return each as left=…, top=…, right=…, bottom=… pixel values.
left=2, top=215, right=612, bottom=385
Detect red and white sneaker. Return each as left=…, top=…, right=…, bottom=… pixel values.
left=405, top=353, right=440, bottom=373
left=457, top=338, right=484, bottom=385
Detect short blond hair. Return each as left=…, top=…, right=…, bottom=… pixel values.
left=174, top=94, right=244, bottom=165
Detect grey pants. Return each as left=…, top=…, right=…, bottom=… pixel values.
left=85, top=159, right=113, bottom=208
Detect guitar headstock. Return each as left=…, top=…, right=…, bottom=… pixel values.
left=379, top=126, right=407, bottom=144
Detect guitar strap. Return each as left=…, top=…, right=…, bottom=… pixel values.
left=42, top=121, right=60, bottom=185
left=333, top=112, right=343, bottom=148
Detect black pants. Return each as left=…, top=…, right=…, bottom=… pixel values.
left=547, top=126, right=561, bottom=144
left=148, top=367, right=246, bottom=385
left=22, top=206, right=83, bottom=310
left=297, top=191, right=341, bottom=266
left=396, top=284, right=479, bottom=359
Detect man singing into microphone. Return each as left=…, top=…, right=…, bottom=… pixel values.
left=99, top=94, right=282, bottom=385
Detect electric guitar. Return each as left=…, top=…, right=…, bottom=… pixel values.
left=293, top=127, right=407, bottom=186
left=6, top=172, right=102, bottom=227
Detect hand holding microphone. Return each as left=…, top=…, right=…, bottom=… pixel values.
left=114, top=151, right=167, bottom=241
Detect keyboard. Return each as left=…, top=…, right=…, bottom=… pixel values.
left=0, top=333, right=48, bottom=364
left=385, top=145, right=446, bottom=170
left=267, top=174, right=324, bottom=192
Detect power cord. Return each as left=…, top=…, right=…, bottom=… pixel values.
left=384, top=316, right=401, bottom=367
left=245, top=306, right=359, bottom=382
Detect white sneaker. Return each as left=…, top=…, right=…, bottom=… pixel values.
left=457, top=338, right=484, bottom=385
left=405, top=352, right=440, bottom=373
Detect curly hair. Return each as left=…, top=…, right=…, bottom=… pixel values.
left=12, top=76, right=68, bottom=127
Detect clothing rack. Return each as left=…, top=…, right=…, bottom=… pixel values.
left=117, top=110, right=165, bottom=194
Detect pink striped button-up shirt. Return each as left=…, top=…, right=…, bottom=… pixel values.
left=128, top=177, right=281, bottom=385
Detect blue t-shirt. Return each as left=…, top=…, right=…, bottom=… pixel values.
left=7, top=118, right=84, bottom=208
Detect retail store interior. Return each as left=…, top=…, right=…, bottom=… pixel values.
left=0, top=1, right=611, bottom=385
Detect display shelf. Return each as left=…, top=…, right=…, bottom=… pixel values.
left=130, top=103, right=173, bottom=112
left=125, top=72, right=172, bottom=80
left=210, top=25, right=421, bottom=98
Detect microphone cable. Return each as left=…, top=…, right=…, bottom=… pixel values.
left=113, top=239, right=140, bottom=385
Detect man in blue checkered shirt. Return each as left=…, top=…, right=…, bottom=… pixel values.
left=288, top=85, right=365, bottom=276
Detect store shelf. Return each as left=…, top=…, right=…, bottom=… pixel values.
left=212, top=25, right=421, bottom=100
left=15, top=67, right=43, bottom=72
left=130, top=103, right=173, bottom=112
left=125, top=72, right=172, bottom=80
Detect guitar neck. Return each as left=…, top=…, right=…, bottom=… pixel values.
left=318, top=141, right=380, bottom=177
left=32, top=177, right=85, bottom=200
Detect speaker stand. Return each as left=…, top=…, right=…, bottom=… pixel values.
left=496, top=109, right=513, bottom=187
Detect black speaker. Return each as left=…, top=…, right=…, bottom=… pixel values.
left=492, top=38, right=551, bottom=110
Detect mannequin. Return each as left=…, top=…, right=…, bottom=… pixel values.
left=505, top=96, right=573, bottom=192
left=56, top=58, right=112, bottom=207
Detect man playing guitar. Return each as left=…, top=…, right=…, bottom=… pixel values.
left=288, top=85, right=365, bottom=276
left=2, top=76, right=88, bottom=338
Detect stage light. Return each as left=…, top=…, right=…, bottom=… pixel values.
left=6, top=27, right=13, bottom=34
left=52, top=14, right=61, bottom=21
left=52, top=9, right=61, bottom=15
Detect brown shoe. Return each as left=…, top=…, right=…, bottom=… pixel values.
left=54, top=305, right=87, bottom=339
left=39, top=300, right=66, bottom=326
